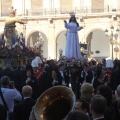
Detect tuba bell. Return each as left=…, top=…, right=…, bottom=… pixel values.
left=34, top=86, right=76, bottom=120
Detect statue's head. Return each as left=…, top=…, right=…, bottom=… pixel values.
left=9, top=7, right=16, bottom=17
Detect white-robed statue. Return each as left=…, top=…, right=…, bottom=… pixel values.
left=64, top=13, right=83, bottom=59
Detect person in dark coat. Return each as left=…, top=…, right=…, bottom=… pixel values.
left=80, top=64, right=93, bottom=84
left=12, top=66, right=24, bottom=92
left=0, top=104, right=7, bottom=120
left=13, top=85, right=36, bottom=120
left=0, top=63, right=14, bottom=81
left=58, top=64, right=70, bottom=87
left=24, top=69, right=40, bottom=100
left=51, top=70, right=62, bottom=86
left=96, top=85, right=116, bottom=120
left=39, top=65, right=52, bottom=95
left=66, top=110, right=89, bottom=120
left=90, top=95, right=107, bottom=120
left=112, top=85, right=120, bottom=120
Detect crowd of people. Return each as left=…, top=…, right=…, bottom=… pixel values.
left=0, top=54, right=120, bottom=120
left=1, top=5, right=120, bottom=120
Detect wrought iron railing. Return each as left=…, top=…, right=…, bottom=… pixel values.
left=0, top=7, right=120, bottom=17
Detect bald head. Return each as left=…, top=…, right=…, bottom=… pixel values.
left=22, top=85, right=32, bottom=98
left=81, top=83, right=94, bottom=101
left=116, top=85, right=120, bottom=95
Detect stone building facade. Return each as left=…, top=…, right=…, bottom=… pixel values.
left=0, top=0, right=120, bottom=61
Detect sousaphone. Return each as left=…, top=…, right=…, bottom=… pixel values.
left=34, top=86, right=76, bottom=120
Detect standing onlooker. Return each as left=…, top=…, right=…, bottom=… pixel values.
left=90, top=95, right=107, bottom=120
left=13, top=85, right=36, bottom=120
left=96, top=85, right=116, bottom=120
left=112, top=85, right=120, bottom=120
left=80, top=64, right=93, bottom=84
left=0, top=63, right=14, bottom=81
left=39, top=65, right=52, bottom=95
left=24, top=70, right=39, bottom=100
left=0, top=76, right=22, bottom=120
left=80, top=83, right=94, bottom=103
left=66, top=110, right=89, bottom=120
left=74, top=99, right=90, bottom=117
left=0, top=104, right=7, bottom=120
left=58, top=64, right=70, bottom=87
left=51, top=70, right=62, bottom=86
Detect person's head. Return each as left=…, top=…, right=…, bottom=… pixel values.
left=32, top=66, right=38, bottom=73
left=9, top=7, right=15, bottom=17
left=59, top=64, right=65, bottom=71
left=0, top=76, right=10, bottom=87
left=74, top=99, right=89, bottom=113
left=96, top=85, right=112, bottom=106
left=116, top=85, right=120, bottom=97
left=83, top=64, right=89, bottom=71
left=80, top=83, right=94, bottom=102
left=90, top=95, right=107, bottom=117
left=52, top=70, right=59, bottom=78
left=22, top=85, right=32, bottom=98
left=26, top=69, right=32, bottom=78
left=96, top=69, right=106, bottom=79
left=5, top=63, right=11, bottom=69
left=69, top=16, right=77, bottom=23
left=44, top=64, right=49, bottom=71
left=66, top=110, right=89, bottom=120
left=102, top=59, right=106, bottom=64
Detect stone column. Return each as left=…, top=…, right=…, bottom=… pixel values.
left=25, top=0, right=31, bottom=15
left=0, top=1, right=1, bottom=16
left=87, top=32, right=93, bottom=58
left=47, top=22, right=56, bottom=59
left=12, top=0, right=23, bottom=15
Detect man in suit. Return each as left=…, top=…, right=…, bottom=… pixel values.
left=0, top=104, right=7, bottom=120
left=80, top=64, right=93, bottom=84
left=13, top=85, right=36, bottom=120
left=66, top=110, right=89, bottom=120
left=58, top=64, right=70, bottom=87
left=39, top=64, right=52, bottom=95
left=90, top=95, right=107, bottom=120
left=0, top=63, right=14, bottom=81
left=112, top=85, right=120, bottom=120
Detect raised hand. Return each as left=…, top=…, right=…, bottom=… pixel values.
left=64, top=20, right=67, bottom=23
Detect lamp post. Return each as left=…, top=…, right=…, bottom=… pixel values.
left=105, top=25, right=119, bottom=60
left=59, top=48, right=63, bottom=58
left=34, top=32, right=44, bottom=54
left=114, top=47, right=119, bottom=58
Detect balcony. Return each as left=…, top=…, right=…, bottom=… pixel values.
left=0, top=7, right=120, bottom=17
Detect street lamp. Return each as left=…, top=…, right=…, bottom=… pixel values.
left=114, top=47, right=119, bottom=58
left=105, top=25, right=120, bottom=60
left=34, top=32, right=44, bottom=54
left=59, top=48, right=63, bottom=57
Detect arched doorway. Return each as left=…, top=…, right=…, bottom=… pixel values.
left=27, top=31, right=48, bottom=59
left=87, top=29, right=110, bottom=61
left=56, top=31, right=66, bottom=60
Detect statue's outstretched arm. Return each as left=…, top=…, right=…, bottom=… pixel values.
left=16, top=18, right=27, bottom=24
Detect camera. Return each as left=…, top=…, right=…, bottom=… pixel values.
left=9, top=81, right=14, bottom=89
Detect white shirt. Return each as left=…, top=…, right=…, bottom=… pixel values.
left=0, top=87, right=22, bottom=120
left=93, top=116, right=104, bottom=120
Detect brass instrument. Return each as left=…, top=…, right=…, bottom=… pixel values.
left=34, top=86, right=76, bottom=120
